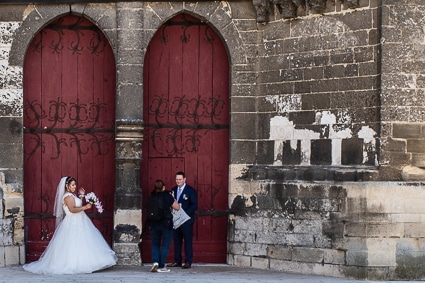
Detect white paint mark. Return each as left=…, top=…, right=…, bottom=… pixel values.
left=332, top=139, right=342, bottom=165
left=358, top=126, right=376, bottom=142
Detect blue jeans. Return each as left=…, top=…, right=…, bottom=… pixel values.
left=150, top=222, right=173, bottom=268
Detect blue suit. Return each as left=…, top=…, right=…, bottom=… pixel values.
left=171, top=183, right=197, bottom=265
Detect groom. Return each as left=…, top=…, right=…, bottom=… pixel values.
left=168, top=171, right=198, bottom=269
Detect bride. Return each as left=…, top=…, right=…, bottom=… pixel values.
left=23, top=176, right=117, bottom=274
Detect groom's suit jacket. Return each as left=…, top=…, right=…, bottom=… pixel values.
left=171, top=184, right=198, bottom=225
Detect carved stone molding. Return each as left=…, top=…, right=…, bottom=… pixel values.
left=115, top=121, right=144, bottom=161
left=308, top=0, right=327, bottom=14
left=253, top=0, right=271, bottom=23
left=253, top=0, right=360, bottom=23
left=272, top=0, right=302, bottom=19
left=344, top=0, right=360, bottom=8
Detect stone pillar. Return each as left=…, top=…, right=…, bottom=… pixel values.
left=113, top=121, right=144, bottom=265
left=113, top=2, right=145, bottom=265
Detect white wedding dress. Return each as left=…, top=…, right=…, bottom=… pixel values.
left=23, top=192, right=117, bottom=274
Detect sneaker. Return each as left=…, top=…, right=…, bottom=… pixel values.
left=157, top=267, right=170, bottom=273
left=151, top=262, right=159, bottom=272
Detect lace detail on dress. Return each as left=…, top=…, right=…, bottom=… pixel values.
left=62, top=192, right=74, bottom=202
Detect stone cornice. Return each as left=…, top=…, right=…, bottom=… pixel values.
left=0, top=0, right=360, bottom=24
left=253, top=0, right=360, bottom=23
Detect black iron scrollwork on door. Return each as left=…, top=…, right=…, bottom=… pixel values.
left=159, top=14, right=215, bottom=45
left=145, top=94, right=228, bottom=156
left=28, top=17, right=106, bottom=56
left=24, top=98, right=114, bottom=162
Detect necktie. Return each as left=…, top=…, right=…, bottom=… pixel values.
left=177, top=188, right=183, bottom=201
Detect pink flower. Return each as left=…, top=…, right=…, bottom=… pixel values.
left=85, top=192, right=104, bottom=213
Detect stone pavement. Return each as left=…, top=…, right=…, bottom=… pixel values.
left=0, top=264, right=423, bottom=283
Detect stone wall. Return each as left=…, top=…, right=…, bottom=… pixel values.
left=0, top=0, right=425, bottom=280
left=231, top=0, right=381, bottom=175
left=380, top=0, right=425, bottom=180
left=0, top=8, right=24, bottom=267
left=0, top=173, right=24, bottom=267
left=227, top=0, right=425, bottom=280
left=228, top=177, right=425, bottom=280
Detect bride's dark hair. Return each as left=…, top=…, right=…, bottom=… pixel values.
left=65, top=176, right=76, bottom=186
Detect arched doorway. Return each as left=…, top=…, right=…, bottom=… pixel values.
left=141, top=13, right=229, bottom=263
left=23, top=15, right=116, bottom=262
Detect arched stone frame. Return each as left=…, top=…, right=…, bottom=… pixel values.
left=9, top=2, right=247, bottom=71
left=138, top=2, right=247, bottom=66
left=9, top=4, right=118, bottom=67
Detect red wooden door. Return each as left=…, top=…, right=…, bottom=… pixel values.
left=23, top=16, right=116, bottom=262
left=141, top=13, right=229, bottom=263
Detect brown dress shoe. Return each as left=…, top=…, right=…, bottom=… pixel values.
left=182, top=263, right=191, bottom=269
left=167, top=262, right=182, bottom=267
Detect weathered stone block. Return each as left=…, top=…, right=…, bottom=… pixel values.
left=116, top=84, right=143, bottom=119
left=19, top=244, right=25, bottom=264
left=4, top=245, right=19, bottom=265
left=114, top=243, right=140, bottom=265
left=0, top=247, right=4, bottom=267
left=231, top=83, right=256, bottom=97
left=0, top=218, right=13, bottom=245
left=230, top=140, right=256, bottom=164
left=234, top=229, right=257, bottom=243
left=386, top=151, right=411, bottom=167
left=404, top=223, right=425, bottom=238
left=407, top=140, right=425, bottom=153
left=114, top=209, right=142, bottom=237
left=395, top=253, right=425, bottom=280
left=367, top=238, right=396, bottom=266
left=251, top=256, right=269, bottom=269
left=228, top=242, right=245, bottom=255
left=114, top=190, right=142, bottom=211
left=0, top=143, right=22, bottom=168
left=345, top=64, right=359, bottom=77
left=324, top=249, right=346, bottom=265
left=369, top=223, right=404, bottom=238
left=324, top=65, right=345, bottom=79
left=116, top=48, right=145, bottom=65
left=230, top=113, right=257, bottom=139
left=341, top=138, right=363, bottom=165
left=292, top=247, right=324, bottom=263
left=267, top=245, right=292, bottom=260
left=231, top=97, right=256, bottom=112
left=311, top=139, right=332, bottom=165
left=302, top=93, right=331, bottom=110
left=245, top=243, right=267, bottom=257
left=393, top=123, right=422, bottom=138
left=346, top=250, right=368, bottom=266
left=303, top=66, right=324, bottom=80
left=411, top=154, right=425, bottom=167
left=281, top=140, right=301, bottom=165
left=359, top=61, right=378, bottom=76
left=233, top=254, right=251, bottom=267
left=0, top=118, right=21, bottom=144
left=383, top=137, right=406, bottom=152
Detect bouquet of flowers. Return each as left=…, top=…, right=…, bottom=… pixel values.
left=84, top=192, right=104, bottom=213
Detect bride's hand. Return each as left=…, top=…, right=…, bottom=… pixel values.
left=78, top=187, right=85, bottom=198
left=85, top=203, right=92, bottom=210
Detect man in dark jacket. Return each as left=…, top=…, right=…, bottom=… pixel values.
left=148, top=180, right=179, bottom=272
left=167, top=171, right=198, bottom=269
